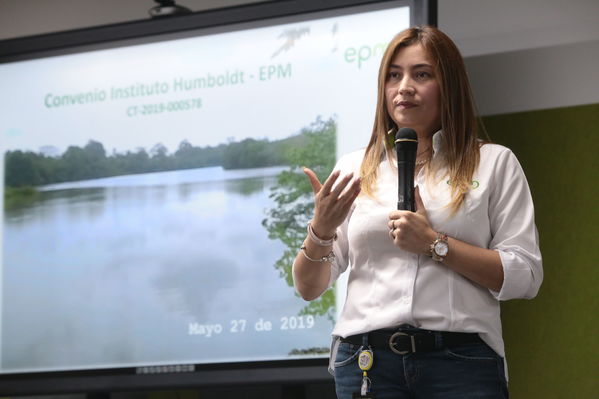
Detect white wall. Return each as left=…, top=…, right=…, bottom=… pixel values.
left=438, top=0, right=599, bottom=115
left=464, top=39, right=599, bottom=116
left=438, top=0, right=599, bottom=57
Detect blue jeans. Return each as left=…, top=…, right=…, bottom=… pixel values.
left=333, top=332, right=508, bottom=398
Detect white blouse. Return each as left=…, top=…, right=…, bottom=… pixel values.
left=326, top=131, right=543, bottom=360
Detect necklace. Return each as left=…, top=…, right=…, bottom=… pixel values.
left=415, top=146, right=432, bottom=166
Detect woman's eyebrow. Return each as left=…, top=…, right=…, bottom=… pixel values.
left=389, top=63, right=433, bottom=69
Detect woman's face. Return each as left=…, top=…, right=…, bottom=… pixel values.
left=385, top=44, right=441, bottom=138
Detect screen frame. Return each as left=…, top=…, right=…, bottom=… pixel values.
left=0, top=0, right=436, bottom=395
left=0, top=0, right=436, bottom=63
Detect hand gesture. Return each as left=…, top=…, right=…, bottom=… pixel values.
left=304, top=167, right=361, bottom=238
left=388, top=186, right=436, bottom=254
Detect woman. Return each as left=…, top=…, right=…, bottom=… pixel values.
left=293, top=26, right=543, bottom=398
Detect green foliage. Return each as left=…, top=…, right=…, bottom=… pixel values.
left=4, top=186, right=39, bottom=210
left=222, top=138, right=286, bottom=169
left=262, top=116, right=337, bottom=320
left=5, top=151, right=44, bottom=187
left=3, top=135, right=304, bottom=188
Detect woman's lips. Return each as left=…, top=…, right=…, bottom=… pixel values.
left=396, top=101, right=416, bottom=109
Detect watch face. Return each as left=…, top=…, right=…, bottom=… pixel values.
left=435, top=241, right=449, bottom=257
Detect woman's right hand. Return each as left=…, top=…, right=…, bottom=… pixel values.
left=303, top=167, right=361, bottom=238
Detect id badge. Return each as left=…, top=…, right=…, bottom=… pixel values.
left=358, top=350, right=373, bottom=371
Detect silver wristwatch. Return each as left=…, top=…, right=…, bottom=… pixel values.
left=430, top=233, right=449, bottom=262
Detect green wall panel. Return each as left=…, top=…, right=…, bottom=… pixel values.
left=482, top=103, right=599, bottom=398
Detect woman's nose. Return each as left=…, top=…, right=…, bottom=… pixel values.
left=398, top=79, right=415, bottom=95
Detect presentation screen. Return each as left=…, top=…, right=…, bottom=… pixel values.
left=0, top=0, right=418, bottom=390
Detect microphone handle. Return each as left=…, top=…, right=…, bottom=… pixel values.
left=397, top=157, right=415, bottom=211
left=395, top=128, right=418, bottom=211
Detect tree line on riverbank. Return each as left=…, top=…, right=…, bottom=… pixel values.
left=4, top=130, right=312, bottom=189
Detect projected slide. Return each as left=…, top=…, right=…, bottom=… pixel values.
left=0, top=6, right=409, bottom=372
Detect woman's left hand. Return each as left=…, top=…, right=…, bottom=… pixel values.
left=388, top=186, right=436, bottom=254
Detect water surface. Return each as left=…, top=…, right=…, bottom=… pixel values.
left=2, top=166, right=332, bottom=372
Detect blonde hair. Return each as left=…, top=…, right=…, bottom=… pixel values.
left=360, top=26, right=484, bottom=214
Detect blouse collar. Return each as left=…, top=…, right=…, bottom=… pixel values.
left=431, top=129, right=443, bottom=156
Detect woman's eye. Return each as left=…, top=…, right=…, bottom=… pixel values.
left=415, top=71, right=431, bottom=79
left=388, top=72, right=400, bottom=79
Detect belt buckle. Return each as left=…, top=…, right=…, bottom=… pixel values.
left=389, top=331, right=416, bottom=355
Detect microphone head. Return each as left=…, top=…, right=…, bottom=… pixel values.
left=395, top=128, right=418, bottom=153
left=395, top=127, right=417, bottom=142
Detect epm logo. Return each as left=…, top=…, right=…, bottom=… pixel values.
left=344, top=42, right=388, bottom=69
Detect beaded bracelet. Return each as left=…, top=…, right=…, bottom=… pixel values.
left=300, top=245, right=335, bottom=263
left=307, top=221, right=337, bottom=246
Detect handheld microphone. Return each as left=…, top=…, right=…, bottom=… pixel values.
left=395, top=128, right=418, bottom=211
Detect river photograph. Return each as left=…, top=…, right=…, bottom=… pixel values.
left=2, top=118, right=337, bottom=372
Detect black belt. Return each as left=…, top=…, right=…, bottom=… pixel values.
left=341, top=328, right=482, bottom=355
